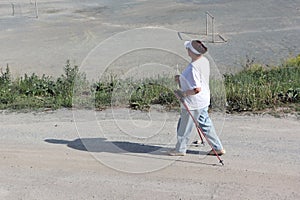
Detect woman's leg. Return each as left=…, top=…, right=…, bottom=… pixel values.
left=198, top=107, right=224, bottom=151
left=175, top=109, right=200, bottom=153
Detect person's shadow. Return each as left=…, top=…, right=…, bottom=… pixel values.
left=45, top=138, right=165, bottom=154
left=44, top=137, right=201, bottom=155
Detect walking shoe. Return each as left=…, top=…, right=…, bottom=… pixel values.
left=207, top=149, right=226, bottom=156
left=168, top=149, right=186, bottom=156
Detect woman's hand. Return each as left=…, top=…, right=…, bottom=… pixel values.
left=175, top=75, right=180, bottom=84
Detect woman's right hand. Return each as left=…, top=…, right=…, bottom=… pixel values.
left=175, top=75, right=180, bottom=83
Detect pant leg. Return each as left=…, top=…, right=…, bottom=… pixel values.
left=198, top=107, right=224, bottom=150
left=176, top=109, right=200, bottom=153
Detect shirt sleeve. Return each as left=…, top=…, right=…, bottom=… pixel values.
left=191, top=66, right=202, bottom=89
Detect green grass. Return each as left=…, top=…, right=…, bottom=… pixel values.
left=0, top=61, right=87, bottom=110
left=0, top=55, right=299, bottom=114
left=93, top=75, right=179, bottom=111
left=225, top=55, right=300, bottom=113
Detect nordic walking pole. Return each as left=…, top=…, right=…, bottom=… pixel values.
left=174, top=91, right=224, bottom=165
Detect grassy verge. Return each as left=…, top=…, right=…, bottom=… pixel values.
left=0, top=56, right=299, bottom=115
left=0, top=61, right=84, bottom=110
left=225, top=55, right=300, bottom=114
left=91, top=76, right=179, bottom=111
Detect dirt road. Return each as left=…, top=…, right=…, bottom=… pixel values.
left=0, top=109, right=299, bottom=199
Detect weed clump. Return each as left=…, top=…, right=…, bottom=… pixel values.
left=225, top=55, right=300, bottom=113
left=0, top=60, right=87, bottom=110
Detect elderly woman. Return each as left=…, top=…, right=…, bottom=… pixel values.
left=169, top=40, right=225, bottom=156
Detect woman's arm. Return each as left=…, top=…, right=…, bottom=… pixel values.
left=183, top=87, right=201, bottom=96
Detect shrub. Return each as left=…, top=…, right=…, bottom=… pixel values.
left=225, top=55, right=300, bottom=112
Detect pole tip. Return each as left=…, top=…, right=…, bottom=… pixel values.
left=220, top=160, right=224, bottom=166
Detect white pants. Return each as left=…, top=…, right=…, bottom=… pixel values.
left=175, top=107, right=224, bottom=153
